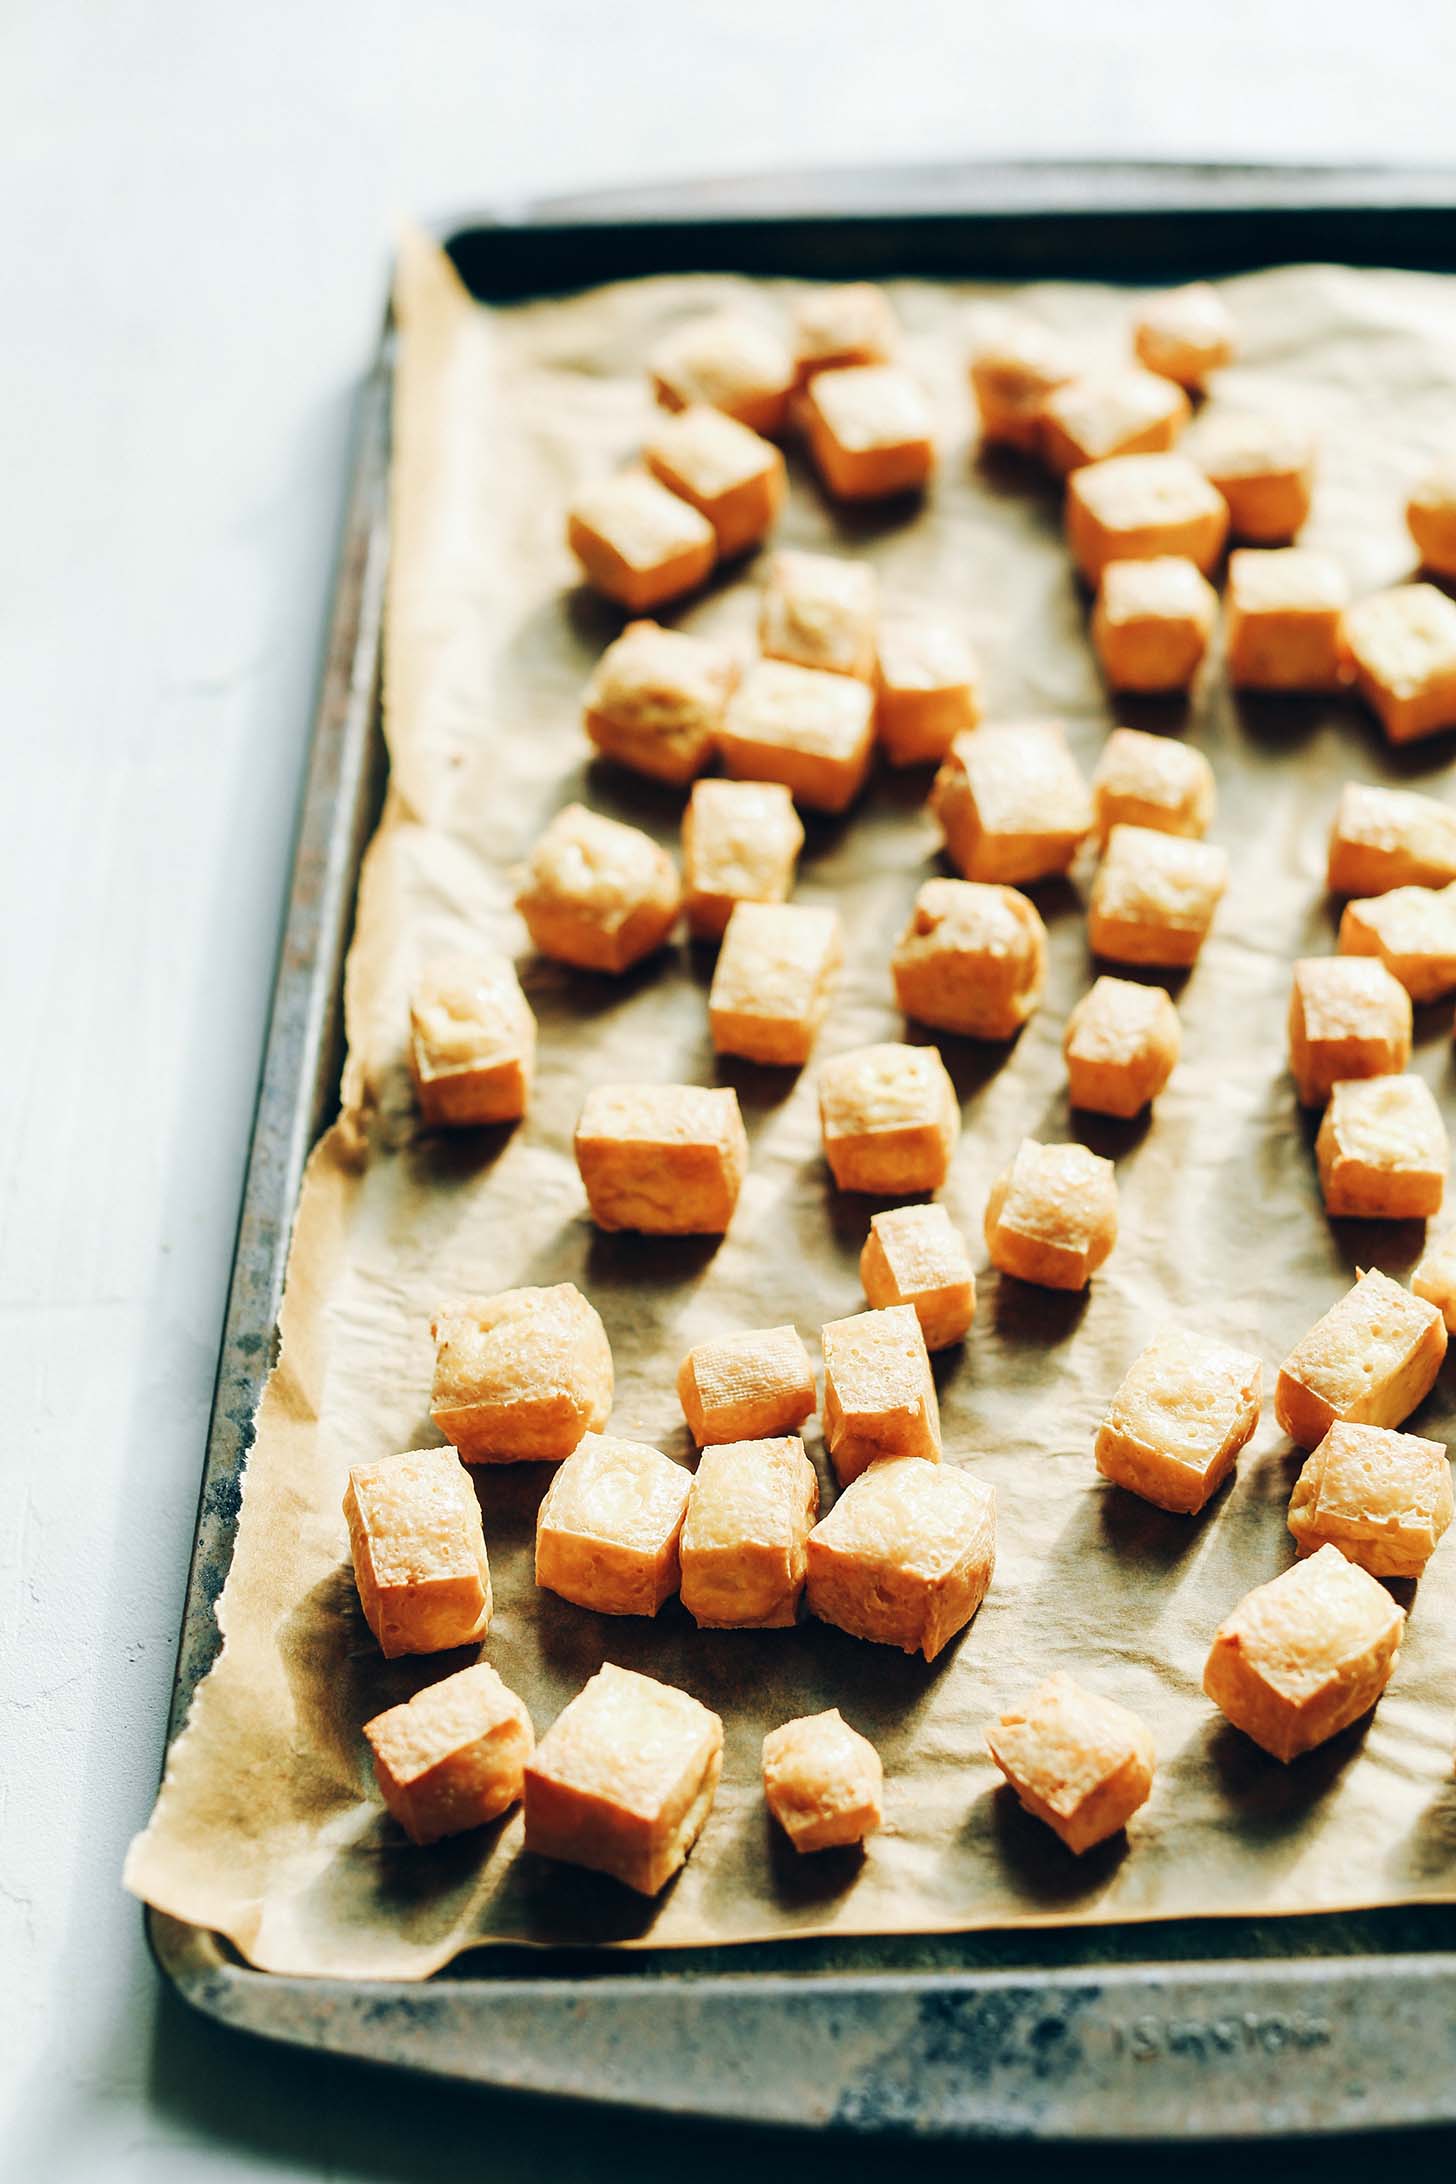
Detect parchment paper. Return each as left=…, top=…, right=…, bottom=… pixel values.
left=125, top=232, right=1456, bottom=1978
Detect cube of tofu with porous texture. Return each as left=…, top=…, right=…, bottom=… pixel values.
left=1091, top=558, right=1217, bottom=693
left=365, top=1662, right=534, bottom=1846
left=1288, top=1421, right=1453, bottom=1580
left=807, top=1457, right=995, bottom=1660
left=1089, top=825, right=1228, bottom=968
left=969, top=312, right=1076, bottom=455
left=523, top=1663, right=723, bottom=1896
left=1063, top=976, right=1181, bottom=1118
left=986, top=1674, right=1157, bottom=1853
left=649, top=312, right=795, bottom=438
left=804, top=363, right=935, bottom=500
left=1133, top=282, right=1236, bottom=392
left=860, top=1203, right=976, bottom=1350
left=874, top=618, right=980, bottom=766
left=409, top=953, right=536, bottom=1128
left=534, top=1432, right=691, bottom=1617
left=1407, top=462, right=1456, bottom=579
left=762, top=1709, right=884, bottom=1852
left=575, top=1083, right=748, bottom=1235
left=682, top=779, right=803, bottom=942
left=1040, top=371, right=1190, bottom=476
left=516, top=803, right=680, bottom=975
left=821, top=1303, right=941, bottom=1486
left=709, top=901, right=841, bottom=1065
left=582, top=620, right=738, bottom=785
left=930, top=722, right=1093, bottom=885
left=1275, top=1266, right=1446, bottom=1446
left=1328, top=782, right=1456, bottom=898
left=343, top=1448, right=492, bottom=1659
left=892, top=878, right=1046, bottom=1041
left=1225, top=549, right=1350, bottom=691
left=759, top=550, right=878, bottom=681
left=1095, top=1330, right=1263, bottom=1514
left=430, top=1284, right=614, bottom=1464
left=676, top=1325, right=817, bottom=1447
left=1340, top=883, right=1456, bottom=1002
left=1315, top=1075, right=1447, bottom=1220
left=984, top=1139, right=1118, bottom=1291
left=1287, top=956, right=1412, bottom=1108
left=566, top=471, right=716, bottom=612
left=643, top=407, right=785, bottom=559
left=1186, top=410, right=1315, bottom=544
left=1091, top=726, right=1215, bottom=842
left=1347, top=584, right=1456, bottom=744
left=719, top=659, right=876, bottom=814
left=818, top=1042, right=960, bottom=1195
left=1202, top=1545, right=1405, bottom=1762
left=1413, top=1228, right=1456, bottom=1331
left=1066, top=454, right=1228, bottom=585
left=794, top=283, right=898, bottom=382
left=679, top=1435, right=819, bottom=1628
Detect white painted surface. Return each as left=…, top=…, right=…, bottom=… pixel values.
left=2, top=5, right=1454, bottom=2175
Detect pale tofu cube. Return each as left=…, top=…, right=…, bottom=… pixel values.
left=817, top=1041, right=960, bottom=1195
left=860, top=1202, right=976, bottom=1350
left=1407, top=461, right=1456, bottom=579
left=986, top=1674, right=1157, bottom=1854
left=874, top=617, right=980, bottom=766
left=516, top=803, right=680, bottom=975
left=566, top=471, right=716, bottom=612
left=806, top=1456, right=995, bottom=1661
left=1315, top=1075, right=1447, bottom=1220
left=984, top=1138, right=1118, bottom=1292
left=644, top=406, right=786, bottom=559
left=1063, top=975, right=1181, bottom=1118
left=1186, top=410, right=1315, bottom=544
left=759, top=549, right=878, bottom=680
left=1340, top=882, right=1456, bottom=1002
left=1066, top=453, right=1228, bottom=585
left=682, top=778, right=804, bottom=941
left=430, top=1284, right=614, bottom=1464
left=968, top=311, right=1076, bottom=454
left=930, top=722, right=1093, bottom=885
left=575, top=1083, right=748, bottom=1235
left=649, top=311, right=795, bottom=437
left=821, top=1303, right=941, bottom=1486
left=1091, top=557, right=1217, bottom=693
left=794, top=283, right=899, bottom=381
left=1347, top=584, right=1456, bottom=744
left=343, top=1448, right=491, bottom=1659
left=708, top=901, right=842, bottom=1065
left=522, top=1663, right=723, bottom=1896
left=1039, top=370, right=1189, bottom=475
left=364, top=1662, right=534, bottom=1846
left=1202, top=1544, right=1405, bottom=1762
left=1095, top=1330, right=1263, bottom=1514
left=676, top=1324, right=817, bottom=1447
left=762, top=1709, right=884, bottom=1852
left=1328, top=782, right=1456, bottom=897
left=534, top=1432, right=692, bottom=1616
left=718, top=659, right=876, bottom=814
left=1412, top=1228, right=1456, bottom=1331
left=892, top=877, right=1047, bottom=1040
left=1089, top=824, right=1228, bottom=968
left=1133, top=282, right=1236, bottom=392
left=582, top=619, right=738, bottom=785
left=409, top=952, right=536, bottom=1128
left=1287, top=956, right=1412, bottom=1108
left=1288, top=1421, right=1453, bottom=1580
left=1091, top=726, right=1215, bottom=842
left=1275, top=1266, right=1446, bottom=1447
left=1225, top=548, right=1350, bottom=691
left=679, top=1434, right=819, bottom=1628
left=804, top=363, right=935, bottom=500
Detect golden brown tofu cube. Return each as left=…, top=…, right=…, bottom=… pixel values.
left=1412, top=1227, right=1456, bottom=1331
left=793, top=283, right=899, bottom=382
left=986, top=1674, right=1157, bottom=1854
left=1133, top=282, right=1236, bottom=392
left=1063, top=976, right=1181, bottom=1118
left=343, top=1448, right=492, bottom=1660
left=523, top=1662, right=723, bottom=1895
left=968, top=311, right=1076, bottom=454
left=1066, top=453, right=1228, bottom=586
left=676, top=1324, right=817, bottom=1447
left=1225, top=548, right=1350, bottom=691
left=644, top=406, right=785, bottom=560
left=984, top=1138, right=1118, bottom=1292
left=582, top=620, right=738, bottom=786
left=762, top=1709, right=884, bottom=1852
left=1091, top=726, right=1215, bottom=843
left=516, top=803, right=680, bottom=975
left=874, top=617, right=980, bottom=767
left=409, top=952, right=536, bottom=1128
left=679, top=1435, right=819, bottom=1629
left=860, top=1202, right=976, bottom=1351
left=1340, top=882, right=1456, bottom=1002
left=892, top=878, right=1046, bottom=1041
left=364, top=1662, right=533, bottom=1846
left=1347, top=584, right=1456, bottom=744
left=1287, top=956, right=1412, bottom=1108
left=930, top=722, right=1093, bottom=885
left=575, top=1082, right=748, bottom=1234
left=1328, top=782, right=1456, bottom=898
left=818, top=1041, right=960, bottom=1196
left=1275, top=1266, right=1446, bottom=1447
left=1407, top=461, right=1456, bottom=579
left=1186, top=410, right=1315, bottom=544
left=534, top=1432, right=691, bottom=1617
left=430, top=1284, right=614, bottom=1464
left=1094, top=1330, right=1262, bottom=1514
left=650, top=312, right=794, bottom=437
left=1089, top=825, right=1228, bottom=968
left=1315, top=1075, right=1447, bottom=1221
left=806, top=1456, right=995, bottom=1661
left=1040, top=370, right=1190, bottom=476
left=681, top=778, right=804, bottom=942
left=759, top=549, right=877, bottom=680
left=1091, top=557, right=1217, bottom=693
left=1202, top=1544, right=1405, bottom=1762
left=1288, top=1421, right=1453, bottom=1580
left=566, top=471, right=716, bottom=613
left=804, top=363, right=935, bottom=501
left=821, top=1303, right=941, bottom=1486
left=709, top=901, right=842, bottom=1066
left=719, top=659, right=876, bottom=814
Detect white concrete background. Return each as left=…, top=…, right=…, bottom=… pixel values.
left=4, top=4, right=1456, bottom=2176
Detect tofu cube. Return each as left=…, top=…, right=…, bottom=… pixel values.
left=575, top=1083, right=748, bottom=1235
left=806, top=1456, right=996, bottom=1661
left=430, top=1284, right=614, bottom=1464
left=681, top=778, right=804, bottom=941
left=984, top=1138, right=1118, bottom=1291
left=804, top=363, right=935, bottom=500
left=793, top=283, right=898, bottom=381
left=718, top=659, right=876, bottom=814
left=343, top=1448, right=491, bottom=1659
left=817, top=1041, right=960, bottom=1195
left=1412, top=1228, right=1456, bottom=1331
left=1063, top=975, right=1181, bottom=1118
left=1340, top=882, right=1456, bottom=1002
left=1288, top=1421, right=1453, bottom=1580
left=759, top=549, right=878, bottom=681
left=676, top=1324, right=817, bottom=1447
left=762, top=1709, right=884, bottom=1852
left=874, top=617, right=980, bottom=766
left=709, top=901, right=842, bottom=1066
left=678, top=1434, right=819, bottom=1628
left=821, top=1303, right=941, bottom=1486
left=644, top=406, right=785, bottom=560
left=1315, top=1075, right=1447, bottom=1220
left=1347, top=584, right=1456, bottom=744
left=1133, top=282, right=1236, bottom=392
left=582, top=619, right=738, bottom=785
left=1066, top=453, right=1228, bottom=585
left=860, top=1202, right=976, bottom=1350
left=1225, top=548, right=1350, bottom=691
left=1202, top=1544, right=1405, bottom=1762
left=969, top=312, right=1076, bottom=454
left=566, top=470, right=716, bottom=612
left=1187, top=410, right=1315, bottom=544
left=364, top=1662, right=534, bottom=1846
left=986, top=1674, right=1157, bottom=1854
left=522, top=1663, right=723, bottom=1895
left=1088, top=825, right=1228, bottom=968
left=516, top=803, right=680, bottom=975
left=534, top=1432, right=692, bottom=1616
left=1039, top=370, right=1189, bottom=475
left=649, top=311, right=795, bottom=438
left=1091, top=557, right=1217, bottom=693
left=409, top=952, right=536, bottom=1128
left=1327, top=782, right=1456, bottom=897
left=1091, top=726, right=1215, bottom=842
left=1275, top=1266, right=1446, bottom=1447
left=1407, top=461, right=1456, bottom=579
left=1094, top=1330, right=1263, bottom=1514
left=892, top=877, right=1047, bottom=1041
left=1287, top=956, right=1412, bottom=1108
left=930, top=721, right=1093, bottom=885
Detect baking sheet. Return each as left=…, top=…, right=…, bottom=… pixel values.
left=125, top=232, right=1456, bottom=1979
